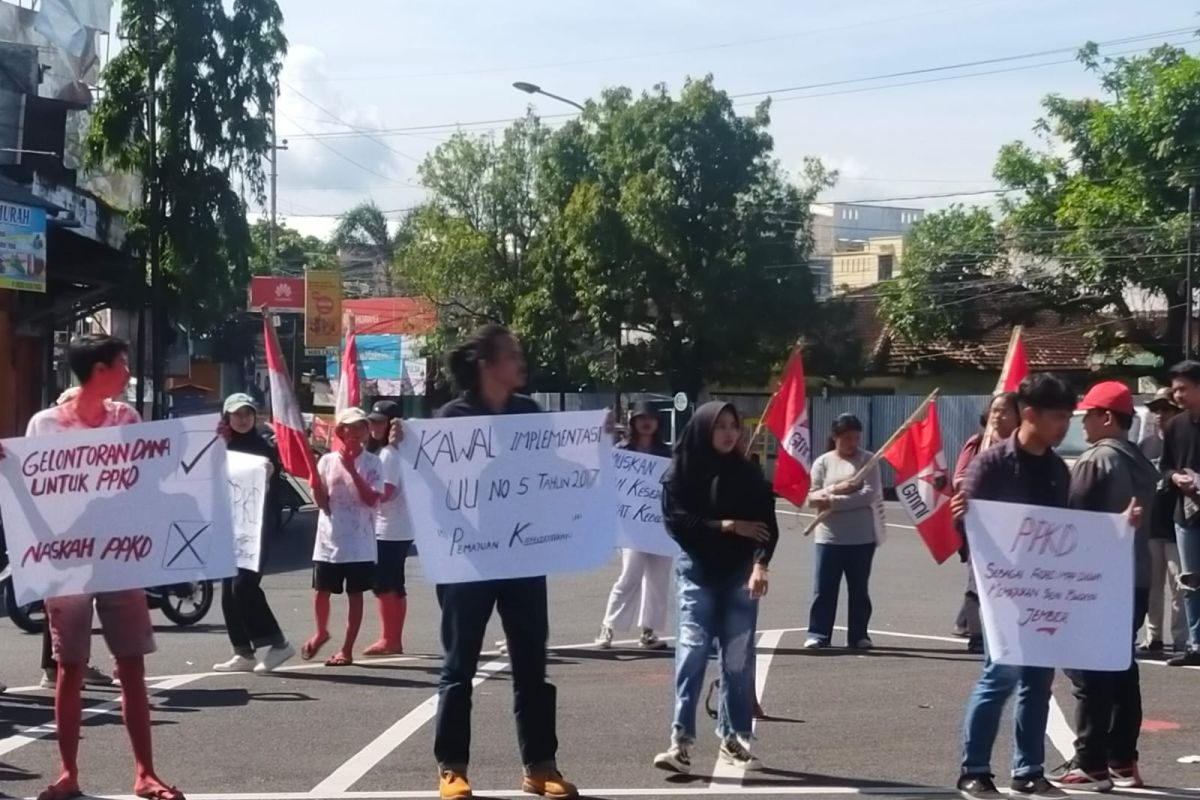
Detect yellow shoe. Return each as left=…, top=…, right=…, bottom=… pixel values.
left=438, top=770, right=472, bottom=799
left=521, top=769, right=579, bottom=799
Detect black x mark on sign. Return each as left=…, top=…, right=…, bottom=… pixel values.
left=165, top=522, right=209, bottom=568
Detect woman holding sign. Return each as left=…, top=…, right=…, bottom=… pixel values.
left=596, top=402, right=673, bottom=650
left=430, top=324, right=578, bottom=800
left=654, top=402, right=777, bottom=775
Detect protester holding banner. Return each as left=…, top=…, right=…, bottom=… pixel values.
left=654, top=402, right=777, bottom=775
left=950, top=373, right=1076, bottom=800
left=1142, top=387, right=1187, bottom=654
left=596, top=402, right=673, bottom=651
left=428, top=324, right=578, bottom=800
left=363, top=400, right=411, bottom=657
left=1045, top=381, right=1156, bottom=791
left=212, top=393, right=295, bottom=675
left=0, top=334, right=184, bottom=800
left=1159, top=360, right=1200, bottom=667
left=951, top=392, right=1019, bottom=654
left=804, top=413, right=883, bottom=650
left=304, top=407, right=384, bottom=668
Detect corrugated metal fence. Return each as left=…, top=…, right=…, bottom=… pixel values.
left=533, top=391, right=994, bottom=490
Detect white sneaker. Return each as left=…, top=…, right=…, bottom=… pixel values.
left=653, top=742, right=692, bottom=773
left=213, top=655, right=256, bottom=673
left=639, top=629, right=667, bottom=650
left=255, top=642, right=296, bottom=674
left=803, top=637, right=827, bottom=649
left=40, top=669, right=54, bottom=689
left=719, top=736, right=763, bottom=771
left=496, top=639, right=508, bottom=655
left=595, top=625, right=614, bottom=649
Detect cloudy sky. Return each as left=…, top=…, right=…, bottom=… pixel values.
left=263, top=0, right=1195, bottom=238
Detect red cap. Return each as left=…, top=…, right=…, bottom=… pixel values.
left=1077, top=381, right=1134, bottom=416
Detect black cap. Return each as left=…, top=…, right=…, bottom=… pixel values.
left=629, top=401, right=656, bottom=421
left=368, top=400, right=402, bottom=422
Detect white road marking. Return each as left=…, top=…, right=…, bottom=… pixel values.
left=706, top=629, right=786, bottom=791
left=1046, top=692, right=1076, bottom=765
left=776, top=508, right=917, bottom=531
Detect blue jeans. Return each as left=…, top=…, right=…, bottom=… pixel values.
left=961, top=648, right=1055, bottom=779
left=1174, top=525, right=1200, bottom=651
left=807, top=543, right=875, bottom=644
left=671, top=553, right=758, bottom=744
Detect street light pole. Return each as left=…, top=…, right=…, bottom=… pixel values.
left=147, top=15, right=163, bottom=419
left=269, top=82, right=289, bottom=272
left=512, top=81, right=585, bottom=112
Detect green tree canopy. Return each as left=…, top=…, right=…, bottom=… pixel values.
left=249, top=220, right=336, bottom=276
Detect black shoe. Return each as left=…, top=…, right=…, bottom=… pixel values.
left=1167, top=650, right=1200, bottom=667
left=1137, top=639, right=1163, bottom=653
left=1011, top=775, right=1067, bottom=799
left=956, top=774, right=1003, bottom=800
left=967, top=636, right=984, bottom=654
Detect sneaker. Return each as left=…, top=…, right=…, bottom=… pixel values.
left=803, top=637, right=828, bottom=649
left=438, top=769, right=472, bottom=799
left=967, top=637, right=985, bottom=655
left=652, top=743, right=691, bottom=774
left=255, top=642, right=296, bottom=674
left=952, top=626, right=970, bottom=638
left=594, top=625, right=613, bottom=649
left=1137, top=639, right=1163, bottom=653
left=40, top=669, right=54, bottom=689
left=852, top=637, right=874, bottom=650
left=496, top=639, right=508, bottom=655
left=521, top=768, right=578, bottom=798
left=718, top=736, right=763, bottom=771
left=83, top=664, right=114, bottom=686
left=1048, top=762, right=1113, bottom=792
left=956, top=774, right=1003, bottom=800
left=639, top=629, right=667, bottom=650
left=1010, top=775, right=1067, bottom=799
left=213, top=655, right=257, bottom=673
left=1108, top=762, right=1143, bottom=789
left=1166, top=649, right=1200, bottom=667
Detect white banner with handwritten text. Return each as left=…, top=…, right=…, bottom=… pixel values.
left=612, top=450, right=676, bottom=557
left=399, top=410, right=618, bottom=583
left=227, top=451, right=268, bottom=572
left=966, top=499, right=1132, bottom=670
left=0, top=415, right=238, bottom=604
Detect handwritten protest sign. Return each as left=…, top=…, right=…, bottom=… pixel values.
left=612, top=450, right=676, bottom=557
left=399, top=409, right=618, bottom=583
left=966, top=499, right=1132, bottom=670
left=227, top=451, right=267, bottom=572
left=0, top=415, right=238, bottom=604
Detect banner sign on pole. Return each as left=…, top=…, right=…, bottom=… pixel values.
left=966, top=499, right=1132, bottom=671
left=249, top=276, right=305, bottom=312
left=612, top=450, right=676, bottom=557
left=0, top=201, right=48, bottom=294
left=0, top=415, right=238, bottom=604
left=227, top=451, right=267, bottom=572
left=304, top=270, right=342, bottom=349
left=399, top=410, right=618, bottom=584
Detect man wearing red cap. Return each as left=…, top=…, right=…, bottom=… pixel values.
left=1049, top=381, right=1158, bottom=792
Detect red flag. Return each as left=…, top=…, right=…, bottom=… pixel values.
left=263, top=316, right=316, bottom=482
left=881, top=403, right=958, bottom=564
left=763, top=353, right=811, bottom=507
left=998, top=326, right=1028, bottom=393
left=331, top=329, right=361, bottom=451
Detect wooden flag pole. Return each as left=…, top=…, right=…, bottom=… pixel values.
left=744, top=345, right=801, bottom=457
left=800, top=388, right=940, bottom=537
left=995, top=325, right=1023, bottom=393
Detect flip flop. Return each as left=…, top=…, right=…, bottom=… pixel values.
left=325, top=652, right=353, bottom=667
left=36, top=785, right=83, bottom=800
left=135, top=785, right=186, bottom=800
left=362, top=643, right=403, bottom=657
left=301, top=633, right=330, bottom=661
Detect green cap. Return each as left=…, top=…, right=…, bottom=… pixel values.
left=223, top=393, right=257, bottom=415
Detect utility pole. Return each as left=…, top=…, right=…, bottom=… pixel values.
left=147, top=15, right=163, bottom=419
left=269, top=82, right=288, bottom=272
left=1187, top=187, right=1197, bottom=360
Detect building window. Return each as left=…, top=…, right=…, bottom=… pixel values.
left=879, top=254, right=894, bottom=281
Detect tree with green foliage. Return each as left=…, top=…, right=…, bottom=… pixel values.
left=249, top=220, right=336, bottom=276
left=86, top=0, right=287, bottom=334
left=333, top=201, right=402, bottom=295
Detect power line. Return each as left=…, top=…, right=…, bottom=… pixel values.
left=280, top=81, right=423, bottom=164
left=277, top=111, right=424, bottom=188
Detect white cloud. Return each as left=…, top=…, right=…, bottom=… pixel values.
left=816, top=153, right=869, bottom=181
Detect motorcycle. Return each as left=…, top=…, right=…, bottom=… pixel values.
left=1, top=567, right=214, bottom=634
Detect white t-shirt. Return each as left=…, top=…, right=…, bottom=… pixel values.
left=26, top=400, right=141, bottom=435
left=375, top=446, right=414, bottom=542
left=313, top=450, right=384, bottom=564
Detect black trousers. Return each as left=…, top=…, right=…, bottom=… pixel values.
left=221, top=568, right=285, bottom=655
left=434, top=577, right=557, bottom=771
left=1064, top=588, right=1151, bottom=771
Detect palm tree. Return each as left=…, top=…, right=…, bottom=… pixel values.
left=333, top=202, right=398, bottom=296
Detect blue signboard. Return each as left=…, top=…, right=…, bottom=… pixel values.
left=0, top=202, right=48, bottom=293
left=327, top=334, right=403, bottom=381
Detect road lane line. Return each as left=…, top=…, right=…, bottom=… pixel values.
left=775, top=508, right=917, bottom=531
left=1046, top=693, right=1076, bottom=764
left=707, top=629, right=787, bottom=791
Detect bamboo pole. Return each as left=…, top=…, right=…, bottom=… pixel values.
left=800, top=388, right=940, bottom=537
left=743, top=344, right=801, bottom=457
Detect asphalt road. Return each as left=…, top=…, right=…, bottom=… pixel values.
left=2, top=504, right=1199, bottom=800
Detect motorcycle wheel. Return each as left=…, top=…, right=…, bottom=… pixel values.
left=4, top=581, right=46, bottom=634
left=159, top=580, right=214, bottom=626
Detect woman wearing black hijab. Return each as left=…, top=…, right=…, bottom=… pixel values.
left=653, top=402, right=778, bottom=775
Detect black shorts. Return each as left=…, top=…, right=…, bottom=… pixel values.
left=374, top=540, right=411, bottom=596
left=312, top=561, right=374, bottom=595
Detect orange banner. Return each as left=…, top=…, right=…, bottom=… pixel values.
left=304, top=270, right=342, bottom=349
